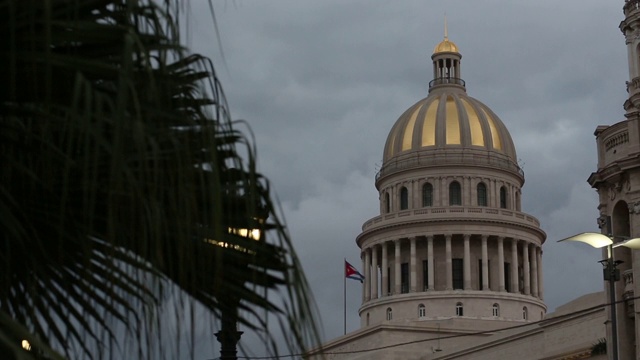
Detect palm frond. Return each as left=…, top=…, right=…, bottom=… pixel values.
left=1, top=0, right=321, bottom=358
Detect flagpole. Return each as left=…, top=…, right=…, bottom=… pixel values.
left=343, top=258, right=347, bottom=335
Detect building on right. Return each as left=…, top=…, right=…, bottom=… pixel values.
left=588, top=1, right=640, bottom=358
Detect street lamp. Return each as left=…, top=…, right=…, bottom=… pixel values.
left=209, top=220, right=265, bottom=360
left=558, top=232, right=640, bottom=360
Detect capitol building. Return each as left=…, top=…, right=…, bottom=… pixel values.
left=308, top=1, right=640, bottom=359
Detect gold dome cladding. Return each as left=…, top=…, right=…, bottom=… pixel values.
left=421, top=100, right=438, bottom=146
left=445, top=96, right=461, bottom=144
left=461, top=98, right=483, bottom=146
left=384, top=93, right=516, bottom=162
left=433, top=39, right=459, bottom=54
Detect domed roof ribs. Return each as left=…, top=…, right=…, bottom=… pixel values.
left=434, top=94, right=447, bottom=149
left=455, top=94, right=474, bottom=147
left=460, top=97, right=486, bottom=147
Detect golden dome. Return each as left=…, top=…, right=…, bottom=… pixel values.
left=383, top=89, right=518, bottom=169
left=433, top=38, right=459, bottom=54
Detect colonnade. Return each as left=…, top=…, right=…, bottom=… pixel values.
left=360, top=235, right=543, bottom=302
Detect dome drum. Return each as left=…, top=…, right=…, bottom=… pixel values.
left=376, top=147, right=523, bottom=185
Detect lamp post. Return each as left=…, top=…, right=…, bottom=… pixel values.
left=558, top=232, right=640, bottom=360
left=215, top=295, right=243, bottom=360
left=211, top=225, right=263, bottom=360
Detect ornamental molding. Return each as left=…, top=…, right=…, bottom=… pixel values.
left=597, top=215, right=609, bottom=229
left=607, top=174, right=630, bottom=200
left=629, top=201, right=640, bottom=214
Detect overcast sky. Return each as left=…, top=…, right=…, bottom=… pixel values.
left=187, top=0, right=629, bottom=357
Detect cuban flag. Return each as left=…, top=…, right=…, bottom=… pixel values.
left=345, top=260, right=365, bottom=283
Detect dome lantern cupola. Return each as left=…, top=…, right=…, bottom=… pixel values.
left=430, top=17, right=465, bottom=92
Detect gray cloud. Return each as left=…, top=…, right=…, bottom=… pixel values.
left=184, top=0, right=630, bottom=355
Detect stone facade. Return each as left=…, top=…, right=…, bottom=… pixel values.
left=586, top=1, right=640, bottom=358
left=309, top=292, right=606, bottom=360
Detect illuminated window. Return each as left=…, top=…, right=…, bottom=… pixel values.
left=477, top=182, right=487, bottom=206
left=400, top=187, right=408, bottom=210
left=422, top=183, right=433, bottom=207
left=418, top=304, right=426, bottom=318
left=449, top=181, right=462, bottom=205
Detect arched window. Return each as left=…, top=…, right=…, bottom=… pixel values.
left=400, top=187, right=409, bottom=210
left=386, top=307, right=393, bottom=321
left=500, top=186, right=508, bottom=209
left=422, top=183, right=433, bottom=207
left=477, top=182, right=487, bottom=206
left=455, top=302, right=463, bottom=316
left=522, top=306, right=528, bottom=320
left=385, top=192, right=390, bottom=213
left=366, top=313, right=370, bottom=326
left=449, top=181, right=462, bottom=206
left=418, top=304, right=426, bottom=318
left=492, top=303, right=499, bottom=317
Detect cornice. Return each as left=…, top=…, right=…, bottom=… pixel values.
left=356, top=216, right=546, bottom=247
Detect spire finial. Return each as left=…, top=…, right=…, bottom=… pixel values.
left=444, top=13, right=448, bottom=40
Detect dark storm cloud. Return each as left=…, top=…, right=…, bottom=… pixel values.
left=184, top=0, right=630, bottom=352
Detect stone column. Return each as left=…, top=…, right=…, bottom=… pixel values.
left=491, top=179, right=497, bottom=207
left=427, top=236, right=435, bottom=290
left=410, top=237, right=417, bottom=292
left=442, top=177, right=448, bottom=206
left=412, top=180, right=418, bottom=209
left=381, top=242, right=388, bottom=297
left=463, top=234, right=471, bottom=290
left=364, top=248, right=371, bottom=301
left=531, top=244, right=538, bottom=298
left=463, top=176, right=470, bottom=205
left=511, top=239, right=519, bottom=293
left=372, top=245, right=379, bottom=299
left=497, top=237, right=505, bottom=292
left=361, top=253, right=366, bottom=302
left=394, top=239, right=401, bottom=295
left=482, top=235, right=489, bottom=290
left=446, top=234, right=453, bottom=290
left=523, top=242, right=530, bottom=295
left=537, top=247, right=544, bottom=300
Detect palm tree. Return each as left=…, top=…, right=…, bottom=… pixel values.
left=0, top=1, right=319, bottom=358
